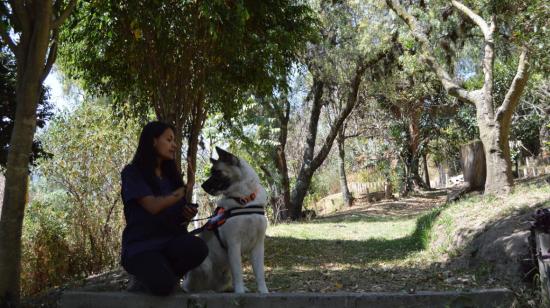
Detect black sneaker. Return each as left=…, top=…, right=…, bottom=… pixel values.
left=126, top=275, right=150, bottom=293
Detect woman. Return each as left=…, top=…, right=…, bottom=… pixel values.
left=120, top=121, right=208, bottom=295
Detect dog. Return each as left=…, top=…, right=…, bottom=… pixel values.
left=182, top=147, right=269, bottom=294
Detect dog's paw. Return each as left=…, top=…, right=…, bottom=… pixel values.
left=258, top=287, right=269, bottom=294
left=229, top=285, right=249, bottom=293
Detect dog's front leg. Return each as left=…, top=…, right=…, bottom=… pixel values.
left=227, top=243, right=246, bottom=293
left=251, top=238, right=269, bottom=293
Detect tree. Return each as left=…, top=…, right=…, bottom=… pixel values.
left=220, top=91, right=293, bottom=220
left=39, top=99, right=139, bottom=271
left=385, top=0, right=537, bottom=194
left=0, top=1, right=76, bottom=305
left=325, top=82, right=355, bottom=207
left=288, top=0, right=401, bottom=219
left=373, top=50, right=448, bottom=194
left=23, top=98, right=140, bottom=295
left=0, top=50, right=53, bottom=169
left=59, top=0, right=316, bottom=202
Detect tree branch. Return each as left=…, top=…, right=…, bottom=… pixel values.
left=450, top=1, right=492, bottom=39
left=40, top=38, right=58, bottom=83
left=52, top=0, right=77, bottom=29
left=385, top=0, right=478, bottom=105
left=496, top=47, right=530, bottom=123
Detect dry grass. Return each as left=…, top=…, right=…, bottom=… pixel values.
left=240, top=178, right=550, bottom=296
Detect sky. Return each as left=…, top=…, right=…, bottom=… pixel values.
left=43, top=68, right=74, bottom=113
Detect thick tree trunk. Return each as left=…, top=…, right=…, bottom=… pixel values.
left=289, top=80, right=324, bottom=219
left=0, top=85, right=40, bottom=306
left=460, top=140, right=486, bottom=191
left=337, top=130, right=353, bottom=207
left=478, top=120, right=513, bottom=194
left=408, top=109, right=428, bottom=192
left=401, top=153, right=423, bottom=195
left=0, top=2, right=65, bottom=304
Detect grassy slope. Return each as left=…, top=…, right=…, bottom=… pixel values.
left=241, top=179, right=550, bottom=295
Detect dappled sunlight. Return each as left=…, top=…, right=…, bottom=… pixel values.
left=267, top=219, right=417, bottom=241
left=312, top=194, right=447, bottom=224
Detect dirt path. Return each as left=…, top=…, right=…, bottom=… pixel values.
left=318, top=190, right=447, bottom=222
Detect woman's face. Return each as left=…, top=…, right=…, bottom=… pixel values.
left=153, top=128, right=177, bottom=161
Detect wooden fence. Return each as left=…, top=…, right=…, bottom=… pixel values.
left=348, top=181, right=385, bottom=195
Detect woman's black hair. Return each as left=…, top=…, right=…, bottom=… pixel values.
left=130, top=121, right=184, bottom=194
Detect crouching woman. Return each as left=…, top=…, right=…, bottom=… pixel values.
left=120, top=121, right=208, bottom=295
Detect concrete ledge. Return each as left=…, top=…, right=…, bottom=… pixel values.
left=60, top=289, right=515, bottom=308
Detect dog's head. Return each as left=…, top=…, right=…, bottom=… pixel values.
left=202, top=147, right=244, bottom=196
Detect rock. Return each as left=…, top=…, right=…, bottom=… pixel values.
left=454, top=211, right=535, bottom=282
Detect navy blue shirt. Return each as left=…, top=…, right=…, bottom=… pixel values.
left=120, top=164, right=188, bottom=261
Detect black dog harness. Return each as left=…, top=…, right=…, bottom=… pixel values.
left=189, top=204, right=265, bottom=250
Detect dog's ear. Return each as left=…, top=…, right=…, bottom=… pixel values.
left=216, top=146, right=240, bottom=166
left=210, top=157, right=218, bottom=165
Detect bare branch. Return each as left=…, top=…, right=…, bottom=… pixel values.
left=385, top=0, right=478, bottom=105
left=451, top=1, right=493, bottom=39
left=496, top=47, right=530, bottom=123
left=40, top=39, right=58, bottom=83
left=52, top=0, right=77, bottom=29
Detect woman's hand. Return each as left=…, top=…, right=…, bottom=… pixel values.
left=172, top=187, right=186, bottom=200
left=182, top=203, right=198, bottom=221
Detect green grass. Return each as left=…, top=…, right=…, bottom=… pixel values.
left=425, top=181, right=550, bottom=259
left=251, top=195, right=448, bottom=292
left=240, top=178, right=550, bottom=293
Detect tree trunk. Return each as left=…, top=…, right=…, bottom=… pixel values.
left=0, top=86, right=40, bottom=307
left=407, top=106, right=427, bottom=190
left=478, top=119, right=513, bottom=194
left=0, top=2, right=63, bottom=304
left=437, top=162, right=447, bottom=188
left=422, top=153, right=431, bottom=189
left=460, top=140, right=486, bottom=191
left=185, top=98, right=206, bottom=202
left=337, top=129, right=353, bottom=207
left=541, top=112, right=550, bottom=162
left=274, top=98, right=291, bottom=219
left=289, top=79, right=324, bottom=219
left=384, top=181, right=393, bottom=199
left=401, top=147, right=425, bottom=195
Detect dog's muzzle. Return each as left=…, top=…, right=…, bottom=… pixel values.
left=202, top=176, right=230, bottom=196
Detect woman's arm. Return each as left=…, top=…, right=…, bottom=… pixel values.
left=137, top=187, right=186, bottom=215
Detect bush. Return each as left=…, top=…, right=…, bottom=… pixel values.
left=22, top=100, right=141, bottom=295
left=21, top=193, right=85, bottom=296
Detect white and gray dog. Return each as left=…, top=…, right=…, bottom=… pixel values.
left=182, top=147, right=269, bottom=293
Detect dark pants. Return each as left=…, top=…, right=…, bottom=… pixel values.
left=123, top=233, right=208, bottom=296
